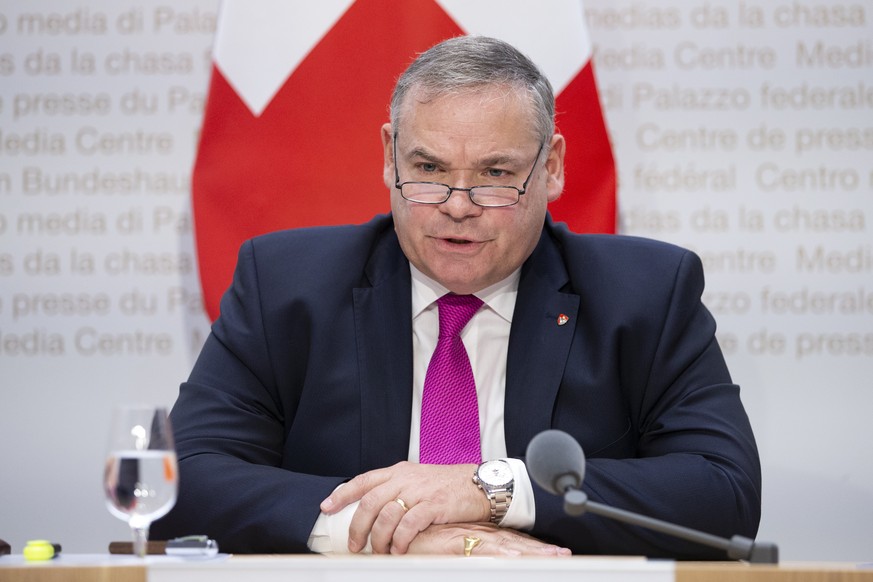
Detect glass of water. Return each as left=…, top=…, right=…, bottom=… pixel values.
left=104, top=405, right=178, bottom=557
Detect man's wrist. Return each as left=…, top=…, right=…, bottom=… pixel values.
left=473, top=459, right=515, bottom=524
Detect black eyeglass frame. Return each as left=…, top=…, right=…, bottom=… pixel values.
left=392, top=132, right=546, bottom=208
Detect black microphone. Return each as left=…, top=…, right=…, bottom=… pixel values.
left=526, top=429, right=779, bottom=564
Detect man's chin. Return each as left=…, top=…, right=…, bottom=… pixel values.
left=430, top=269, right=490, bottom=295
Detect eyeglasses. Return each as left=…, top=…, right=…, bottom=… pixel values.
left=393, top=133, right=545, bottom=208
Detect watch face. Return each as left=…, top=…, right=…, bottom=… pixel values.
left=479, top=461, right=513, bottom=487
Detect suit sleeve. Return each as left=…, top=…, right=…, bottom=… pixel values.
left=151, top=240, right=345, bottom=553
left=529, top=250, right=762, bottom=559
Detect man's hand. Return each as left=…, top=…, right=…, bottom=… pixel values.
left=320, top=461, right=490, bottom=554
left=408, top=523, right=572, bottom=557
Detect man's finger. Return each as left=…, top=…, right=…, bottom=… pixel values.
left=320, top=467, right=390, bottom=514
left=346, top=483, right=404, bottom=552
left=480, top=530, right=572, bottom=557
left=388, top=505, right=433, bottom=554
left=369, top=498, right=411, bottom=554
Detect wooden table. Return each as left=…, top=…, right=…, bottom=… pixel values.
left=1, top=554, right=871, bottom=582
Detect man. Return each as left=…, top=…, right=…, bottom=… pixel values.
left=153, top=36, right=761, bottom=558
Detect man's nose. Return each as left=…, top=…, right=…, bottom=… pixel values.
left=439, top=187, right=483, bottom=219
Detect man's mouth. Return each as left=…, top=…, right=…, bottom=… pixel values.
left=431, top=234, right=485, bottom=249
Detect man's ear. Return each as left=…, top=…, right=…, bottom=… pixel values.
left=545, top=134, right=566, bottom=203
left=381, top=123, right=394, bottom=190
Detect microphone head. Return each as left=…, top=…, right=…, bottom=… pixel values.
left=525, top=429, right=586, bottom=495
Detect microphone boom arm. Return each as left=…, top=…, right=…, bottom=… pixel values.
left=563, top=489, right=779, bottom=564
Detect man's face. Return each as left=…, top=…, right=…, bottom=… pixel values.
left=382, top=86, right=565, bottom=295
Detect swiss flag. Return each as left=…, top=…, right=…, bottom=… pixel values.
left=194, top=0, right=616, bottom=320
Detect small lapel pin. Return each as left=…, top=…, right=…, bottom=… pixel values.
left=556, top=313, right=569, bottom=326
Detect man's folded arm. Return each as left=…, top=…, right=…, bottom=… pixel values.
left=153, top=240, right=346, bottom=552
left=527, top=250, right=761, bottom=558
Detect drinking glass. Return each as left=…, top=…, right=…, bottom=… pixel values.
left=103, top=405, right=178, bottom=557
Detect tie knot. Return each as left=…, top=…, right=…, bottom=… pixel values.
left=436, top=294, right=483, bottom=338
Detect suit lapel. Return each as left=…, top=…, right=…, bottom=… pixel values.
left=504, top=225, right=580, bottom=457
left=353, top=230, right=414, bottom=471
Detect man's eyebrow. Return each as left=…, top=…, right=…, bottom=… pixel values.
left=478, top=154, right=520, bottom=167
left=405, top=148, right=523, bottom=168
left=406, top=147, right=447, bottom=166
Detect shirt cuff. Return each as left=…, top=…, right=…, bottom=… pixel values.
left=306, top=488, right=372, bottom=554
left=500, top=457, right=536, bottom=530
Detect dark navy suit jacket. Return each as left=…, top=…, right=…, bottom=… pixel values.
left=153, top=214, right=761, bottom=558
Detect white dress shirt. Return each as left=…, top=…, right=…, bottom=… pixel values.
left=307, top=265, right=536, bottom=553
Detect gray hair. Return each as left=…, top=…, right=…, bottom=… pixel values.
left=390, top=36, right=555, bottom=144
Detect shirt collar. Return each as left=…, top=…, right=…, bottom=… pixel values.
left=410, top=264, right=520, bottom=323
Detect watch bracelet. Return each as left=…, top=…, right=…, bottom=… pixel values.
left=489, top=489, right=513, bottom=523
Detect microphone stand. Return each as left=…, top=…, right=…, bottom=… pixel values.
left=562, top=487, right=779, bottom=564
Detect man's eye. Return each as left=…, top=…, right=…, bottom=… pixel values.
left=486, top=168, right=509, bottom=179
left=418, top=163, right=439, bottom=173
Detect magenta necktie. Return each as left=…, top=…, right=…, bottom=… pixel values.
left=419, top=294, right=484, bottom=465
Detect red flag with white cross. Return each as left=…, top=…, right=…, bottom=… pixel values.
left=194, top=0, right=616, bottom=320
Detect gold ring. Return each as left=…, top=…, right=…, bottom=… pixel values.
left=463, top=535, right=481, bottom=557
left=395, top=498, right=409, bottom=512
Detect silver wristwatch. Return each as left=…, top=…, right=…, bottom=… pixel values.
left=473, top=459, right=514, bottom=524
